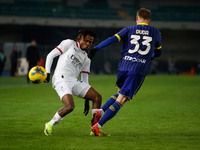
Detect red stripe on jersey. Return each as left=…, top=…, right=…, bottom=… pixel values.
left=56, top=47, right=63, bottom=54
left=81, top=71, right=90, bottom=74
left=76, top=42, right=79, bottom=48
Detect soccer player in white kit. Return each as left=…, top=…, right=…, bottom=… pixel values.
left=44, top=30, right=103, bottom=136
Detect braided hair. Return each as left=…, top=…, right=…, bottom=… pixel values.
left=76, top=29, right=98, bottom=45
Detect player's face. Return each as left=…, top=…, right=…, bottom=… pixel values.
left=79, top=35, right=94, bottom=50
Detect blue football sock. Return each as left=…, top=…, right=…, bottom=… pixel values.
left=101, top=93, right=119, bottom=112
left=98, top=101, right=122, bottom=127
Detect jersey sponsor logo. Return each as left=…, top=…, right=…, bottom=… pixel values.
left=70, top=54, right=83, bottom=68
left=123, top=55, right=146, bottom=64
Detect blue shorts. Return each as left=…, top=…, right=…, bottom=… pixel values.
left=116, top=71, right=145, bottom=100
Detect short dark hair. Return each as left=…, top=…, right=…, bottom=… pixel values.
left=137, top=8, right=151, bottom=20
left=76, top=29, right=98, bottom=45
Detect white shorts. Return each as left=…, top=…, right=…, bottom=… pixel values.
left=53, top=80, right=91, bottom=100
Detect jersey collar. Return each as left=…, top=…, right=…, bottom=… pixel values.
left=76, top=41, right=86, bottom=54
left=76, top=41, right=80, bottom=48
left=137, top=23, right=148, bottom=25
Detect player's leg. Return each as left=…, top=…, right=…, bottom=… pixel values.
left=72, top=80, right=103, bottom=126
left=44, top=94, right=75, bottom=136
left=89, top=93, right=119, bottom=136
left=84, top=87, right=104, bottom=126
left=91, top=94, right=127, bottom=136
left=50, top=94, right=74, bottom=125
left=101, top=93, right=119, bottom=112
left=44, top=80, right=75, bottom=136
left=99, top=71, right=126, bottom=114
left=92, top=73, right=146, bottom=136
left=98, top=94, right=128, bottom=127
left=91, top=93, right=119, bottom=126
left=92, top=71, right=127, bottom=130
left=84, top=87, right=102, bottom=110
left=59, top=94, right=75, bottom=116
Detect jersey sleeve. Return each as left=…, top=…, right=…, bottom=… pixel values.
left=155, top=29, right=162, bottom=50
left=152, top=29, right=162, bottom=59
left=94, top=36, right=118, bottom=50
left=81, top=72, right=89, bottom=83
left=45, top=48, right=61, bottom=73
left=56, top=39, right=73, bottom=54
left=115, top=27, right=129, bottom=41
left=81, top=58, right=91, bottom=74
left=94, top=28, right=129, bottom=50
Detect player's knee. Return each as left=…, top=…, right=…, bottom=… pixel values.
left=68, top=105, right=75, bottom=112
left=95, top=93, right=102, bottom=103
left=65, top=104, right=75, bottom=113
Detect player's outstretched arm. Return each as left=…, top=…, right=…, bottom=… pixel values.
left=95, top=35, right=119, bottom=50
left=88, top=35, right=119, bottom=59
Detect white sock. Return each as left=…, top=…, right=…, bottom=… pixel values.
left=92, top=109, right=99, bottom=115
left=92, top=109, right=104, bottom=116
left=100, top=109, right=104, bottom=116
left=97, top=123, right=102, bottom=128
left=50, top=112, right=63, bottom=126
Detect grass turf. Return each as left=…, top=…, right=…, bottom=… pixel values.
left=0, top=75, right=200, bottom=150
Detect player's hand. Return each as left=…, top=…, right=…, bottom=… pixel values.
left=44, top=73, right=50, bottom=83
left=84, top=99, right=90, bottom=116
left=88, top=48, right=97, bottom=59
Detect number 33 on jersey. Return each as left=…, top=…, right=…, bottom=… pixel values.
left=115, top=23, right=162, bottom=76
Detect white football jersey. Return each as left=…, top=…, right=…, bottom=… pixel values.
left=52, top=39, right=91, bottom=83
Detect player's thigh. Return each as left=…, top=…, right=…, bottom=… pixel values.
left=72, top=80, right=91, bottom=98
left=119, top=73, right=145, bottom=100
left=53, top=81, right=73, bottom=100
left=62, top=94, right=74, bottom=108
left=116, top=71, right=128, bottom=89
left=84, top=87, right=102, bottom=101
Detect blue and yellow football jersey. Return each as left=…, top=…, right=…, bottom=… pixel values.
left=115, top=23, right=162, bottom=76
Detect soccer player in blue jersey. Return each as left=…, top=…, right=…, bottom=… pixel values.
left=89, top=8, right=162, bottom=136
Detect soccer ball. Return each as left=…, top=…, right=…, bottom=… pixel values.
left=28, top=66, right=47, bottom=84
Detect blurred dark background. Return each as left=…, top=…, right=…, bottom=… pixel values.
left=0, top=0, right=200, bottom=75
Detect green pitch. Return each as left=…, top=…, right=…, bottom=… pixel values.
left=0, top=75, right=200, bottom=150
